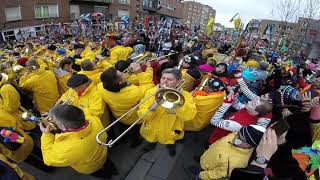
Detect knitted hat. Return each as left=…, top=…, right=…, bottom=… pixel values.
left=67, top=74, right=90, bottom=88
left=244, top=59, right=260, bottom=69
left=17, top=57, right=28, bottom=67
left=134, top=44, right=145, bottom=54
left=242, top=68, right=259, bottom=82
left=56, top=48, right=66, bottom=55
left=208, top=77, right=225, bottom=92
left=239, top=125, right=266, bottom=146
left=278, top=85, right=302, bottom=101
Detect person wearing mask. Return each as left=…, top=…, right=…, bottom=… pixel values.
left=98, top=62, right=154, bottom=147
left=230, top=129, right=279, bottom=180
left=199, top=124, right=266, bottom=179
left=184, top=77, right=226, bottom=131
left=138, top=68, right=197, bottom=156
left=78, top=60, right=104, bottom=85
left=39, top=105, right=117, bottom=178
left=19, top=60, right=60, bottom=114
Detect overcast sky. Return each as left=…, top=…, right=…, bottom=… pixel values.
left=193, top=0, right=280, bottom=27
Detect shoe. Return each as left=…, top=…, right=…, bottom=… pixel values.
left=143, top=143, right=156, bottom=152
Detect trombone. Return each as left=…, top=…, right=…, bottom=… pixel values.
left=96, top=79, right=186, bottom=147
left=122, top=50, right=179, bottom=77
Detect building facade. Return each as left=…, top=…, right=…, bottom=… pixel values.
left=69, top=0, right=113, bottom=20
left=182, top=1, right=216, bottom=30
left=0, top=0, right=70, bottom=41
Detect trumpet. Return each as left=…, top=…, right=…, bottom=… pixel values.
left=96, top=79, right=186, bottom=147
left=21, top=112, right=58, bottom=131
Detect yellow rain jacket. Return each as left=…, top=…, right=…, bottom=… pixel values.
left=126, top=74, right=139, bottom=86
left=37, top=57, right=56, bottom=71
left=98, top=67, right=154, bottom=125
left=0, top=83, right=36, bottom=130
left=59, top=83, right=107, bottom=125
left=75, top=48, right=95, bottom=65
left=185, top=91, right=225, bottom=131
left=94, top=47, right=102, bottom=56
left=138, top=87, right=197, bottom=144
left=0, top=153, right=35, bottom=180
left=54, top=68, right=72, bottom=95
left=200, top=133, right=253, bottom=180
left=109, top=46, right=133, bottom=65
left=78, top=69, right=104, bottom=85
left=41, top=116, right=107, bottom=174
left=96, top=59, right=112, bottom=70
left=0, top=109, right=34, bottom=163
left=19, top=69, right=60, bottom=114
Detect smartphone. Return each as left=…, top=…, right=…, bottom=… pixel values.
left=272, top=119, right=290, bottom=136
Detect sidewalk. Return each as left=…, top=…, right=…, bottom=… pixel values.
left=20, top=127, right=213, bottom=180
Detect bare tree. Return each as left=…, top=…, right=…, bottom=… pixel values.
left=294, top=0, right=320, bottom=48
left=273, top=0, right=302, bottom=49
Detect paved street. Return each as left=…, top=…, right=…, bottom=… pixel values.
left=20, top=127, right=213, bottom=180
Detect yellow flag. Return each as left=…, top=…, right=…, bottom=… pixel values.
left=234, top=17, right=241, bottom=29
left=206, top=17, right=215, bottom=36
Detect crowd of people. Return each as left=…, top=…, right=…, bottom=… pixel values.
left=0, top=21, right=320, bottom=180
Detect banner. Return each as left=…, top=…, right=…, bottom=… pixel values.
left=206, top=16, right=215, bottom=36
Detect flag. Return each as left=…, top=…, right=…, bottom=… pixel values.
left=206, top=16, right=215, bottom=36
left=234, top=17, right=241, bottom=29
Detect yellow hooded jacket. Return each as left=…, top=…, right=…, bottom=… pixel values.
left=199, top=133, right=253, bottom=180
left=138, top=87, right=197, bottom=144
left=19, top=69, right=60, bottom=114
left=59, top=83, right=106, bottom=125
left=41, top=116, right=107, bottom=174
left=0, top=109, right=34, bottom=163
left=54, top=68, right=72, bottom=95
left=109, top=46, right=133, bottom=65
left=98, top=67, right=154, bottom=125
left=185, top=91, right=226, bottom=131
left=0, top=83, right=36, bottom=130
left=96, top=59, right=112, bottom=70
left=0, top=153, right=35, bottom=180
left=75, top=48, right=96, bottom=65
left=78, top=69, right=104, bottom=85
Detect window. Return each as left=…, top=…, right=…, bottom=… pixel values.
left=118, top=9, right=129, bottom=17
left=70, top=5, right=80, bottom=20
left=2, top=30, right=16, bottom=41
left=35, top=4, right=59, bottom=18
left=5, top=6, right=22, bottom=21
left=94, top=6, right=108, bottom=16
left=118, top=0, right=130, bottom=5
